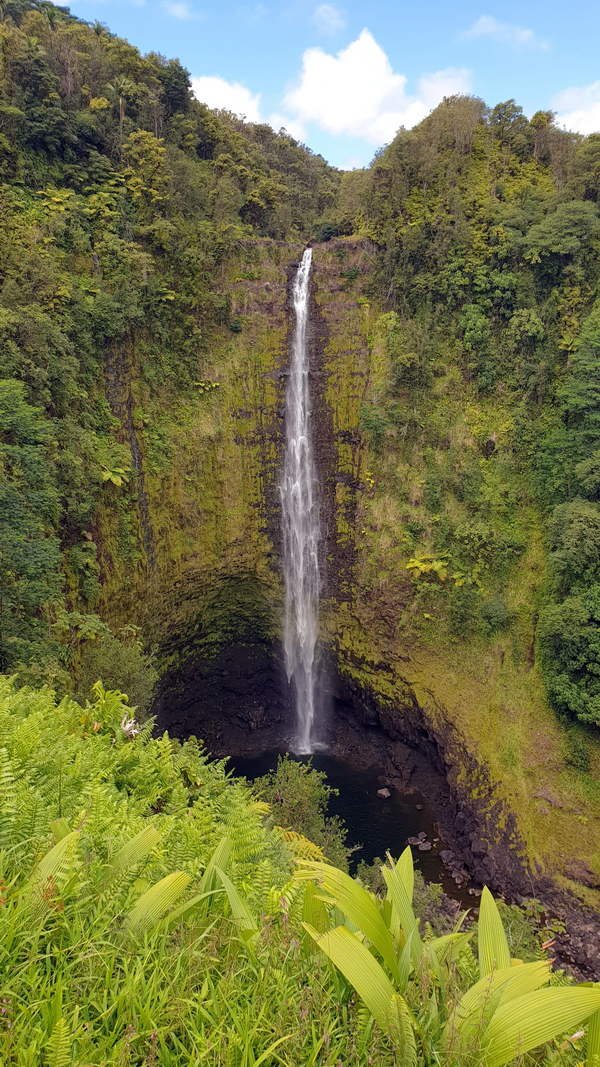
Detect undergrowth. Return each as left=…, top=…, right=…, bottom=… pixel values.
left=0, top=678, right=598, bottom=1065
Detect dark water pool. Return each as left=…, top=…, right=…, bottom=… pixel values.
left=230, top=749, right=466, bottom=897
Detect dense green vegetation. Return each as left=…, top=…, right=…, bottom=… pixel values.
left=0, top=677, right=599, bottom=1065
left=0, top=0, right=336, bottom=689
left=0, top=2, right=598, bottom=735
left=331, top=98, right=600, bottom=728
left=253, top=756, right=351, bottom=870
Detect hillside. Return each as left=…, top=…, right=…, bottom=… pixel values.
left=0, top=0, right=335, bottom=688
left=309, top=103, right=600, bottom=904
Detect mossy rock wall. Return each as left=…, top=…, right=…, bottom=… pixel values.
left=310, top=238, right=600, bottom=905
left=95, top=239, right=301, bottom=655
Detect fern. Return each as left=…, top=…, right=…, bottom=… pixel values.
left=278, top=827, right=326, bottom=861
left=46, top=1017, right=72, bottom=1067
left=0, top=747, right=17, bottom=849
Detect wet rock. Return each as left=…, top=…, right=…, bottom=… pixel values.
left=407, top=833, right=427, bottom=846
left=418, top=841, right=432, bottom=851
left=477, top=856, right=497, bottom=882
left=470, top=836, right=488, bottom=857
left=377, top=787, right=391, bottom=799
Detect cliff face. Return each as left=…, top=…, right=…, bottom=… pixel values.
left=97, top=240, right=301, bottom=665
left=309, top=238, right=600, bottom=916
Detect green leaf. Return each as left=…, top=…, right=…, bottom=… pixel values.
left=483, top=987, right=600, bottom=1067
left=253, top=1034, right=294, bottom=1065
left=393, top=847, right=414, bottom=902
left=302, top=879, right=330, bottom=936
left=297, top=861, right=399, bottom=980
left=106, top=825, right=161, bottom=882
left=303, top=923, right=396, bottom=1033
left=588, top=1008, right=600, bottom=1066
left=46, top=1016, right=72, bottom=1067
left=478, top=887, right=511, bottom=976
left=199, top=836, right=231, bottom=895
left=214, top=867, right=258, bottom=944
left=444, top=960, right=553, bottom=1052
left=26, top=830, right=79, bottom=906
left=125, top=871, right=191, bottom=935
left=160, top=895, right=219, bottom=933
left=388, top=993, right=417, bottom=1067
left=381, top=859, right=422, bottom=962
left=397, top=931, right=415, bottom=993
left=429, top=931, right=472, bottom=965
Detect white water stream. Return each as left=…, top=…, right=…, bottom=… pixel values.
left=281, top=248, right=321, bottom=754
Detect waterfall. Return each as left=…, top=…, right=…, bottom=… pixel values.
left=281, top=247, right=321, bottom=754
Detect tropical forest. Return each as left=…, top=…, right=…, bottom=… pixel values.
left=0, top=0, right=600, bottom=1062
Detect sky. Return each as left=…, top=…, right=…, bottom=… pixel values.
left=66, top=0, right=600, bottom=168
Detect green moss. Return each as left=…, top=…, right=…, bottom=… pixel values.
left=95, top=241, right=297, bottom=638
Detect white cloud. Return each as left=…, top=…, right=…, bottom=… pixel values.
left=191, top=76, right=262, bottom=121
left=162, top=0, right=195, bottom=17
left=464, top=15, right=549, bottom=50
left=190, top=78, right=305, bottom=140
left=267, top=111, right=307, bottom=142
left=313, top=3, right=345, bottom=35
left=283, top=30, right=471, bottom=144
left=553, top=82, right=600, bottom=135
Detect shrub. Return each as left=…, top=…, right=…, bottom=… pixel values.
left=538, top=585, right=600, bottom=725
left=254, top=756, right=350, bottom=869
left=447, top=583, right=481, bottom=636
left=563, top=727, right=592, bottom=773
left=480, top=596, right=512, bottom=634
left=549, top=499, right=600, bottom=595
left=74, top=626, right=158, bottom=712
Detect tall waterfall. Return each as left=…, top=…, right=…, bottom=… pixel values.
left=281, top=247, right=321, bottom=754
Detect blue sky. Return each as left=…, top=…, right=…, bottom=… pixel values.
left=67, top=0, right=600, bottom=167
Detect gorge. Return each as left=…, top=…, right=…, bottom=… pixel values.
left=149, top=239, right=598, bottom=974
left=1, top=9, right=600, bottom=1056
